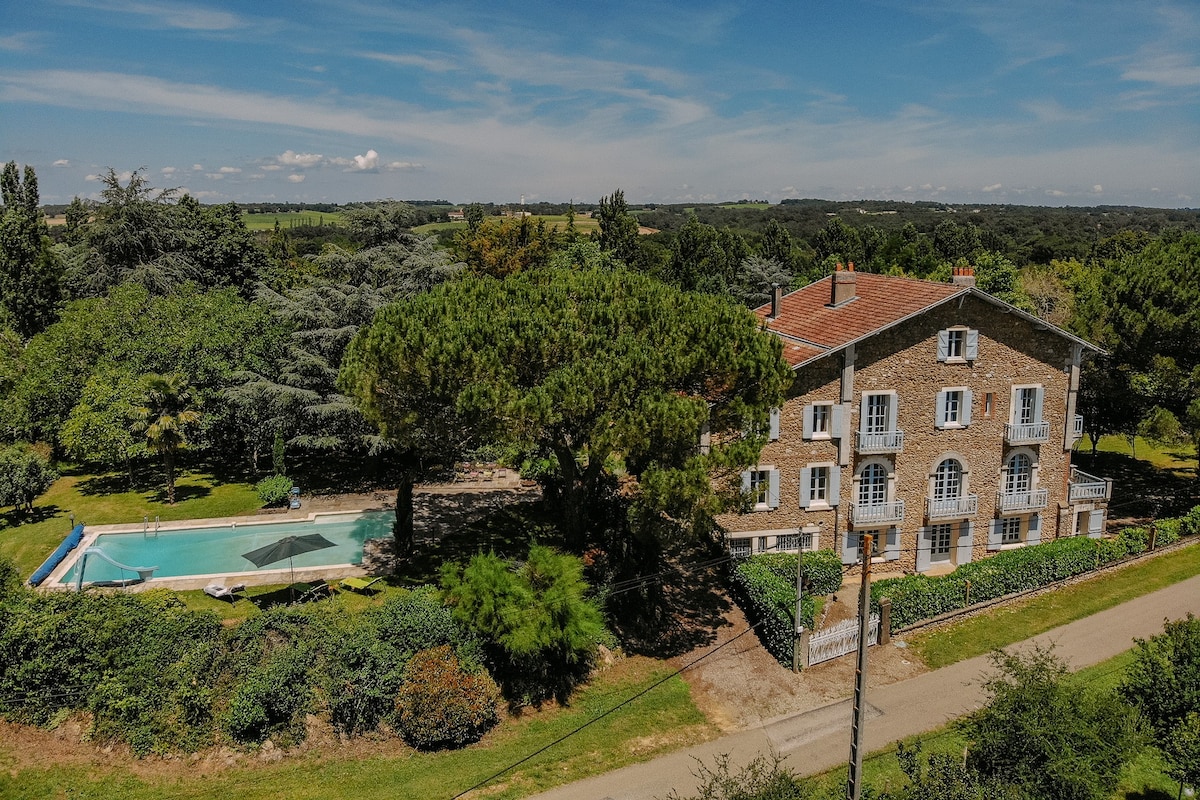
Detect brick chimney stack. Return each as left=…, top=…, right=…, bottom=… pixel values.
left=952, top=265, right=976, bottom=288
left=768, top=283, right=784, bottom=319
left=829, top=261, right=857, bottom=307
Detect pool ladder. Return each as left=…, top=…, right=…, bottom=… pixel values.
left=143, top=516, right=160, bottom=538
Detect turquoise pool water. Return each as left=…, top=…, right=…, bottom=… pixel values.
left=61, top=511, right=394, bottom=585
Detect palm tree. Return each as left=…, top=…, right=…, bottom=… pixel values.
left=132, top=373, right=200, bottom=505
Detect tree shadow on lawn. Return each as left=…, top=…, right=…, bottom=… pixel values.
left=146, top=483, right=212, bottom=504
left=1122, top=789, right=1174, bottom=800
left=74, top=470, right=160, bottom=497
left=0, top=504, right=63, bottom=529
left=1074, top=449, right=1199, bottom=519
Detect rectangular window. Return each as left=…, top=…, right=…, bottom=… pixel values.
left=729, top=538, right=751, bottom=558
left=757, top=536, right=769, bottom=553
left=778, top=533, right=800, bottom=551
left=944, top=390, right=962, bottom=425
left=983, top=392, right=994, bottom=419
left=1001, top=517, right=1022, bottom=544
left=931, top=523, right=953, bottom=559
left=749, top=469, right=770, bottom=507
left=799, top=529, right=814, bottom=550
left=810, top=466, right=829, bottom=503
left=812, top=403, right=831, bottom=436
left=865, top=394, right=890, bottom=433
left=857, top=530, right=883, bottom=560
left=947, top=329, right=964, bottom=359
left=1017, top=387, right=1037, bottom=425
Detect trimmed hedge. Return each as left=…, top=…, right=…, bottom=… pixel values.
left=873, top=513, right=1198, bottom=632
left=729, top=550, right=843, bottom=666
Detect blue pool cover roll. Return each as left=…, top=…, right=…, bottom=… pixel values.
left=28, top=524, right=85, bottom=587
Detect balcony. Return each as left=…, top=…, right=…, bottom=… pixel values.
left=850, top=500, right=905, bottom=526
left=1005, top=421, right=1050, bottom=445
left=996, top=488, right=1050, bottom=513
left=1069, top=468, right=1111, bottom=503
left=857, top=429, right=904, bottom=454
left=926, top=494, right=979, bottom=520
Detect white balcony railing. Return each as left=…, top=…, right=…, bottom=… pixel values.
left=997, top=488, right=1050, bottom=513
left=1005, top=421, right=1050, bottom=444
left=926, top=494, right=979, bottom=520
left=850, top=500, right=905, bottom=526
left=1069, top=468, right=1111, bottom=502
left=857, top=429, right=904, bottom=454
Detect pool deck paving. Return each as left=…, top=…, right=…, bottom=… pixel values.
left=527, top=571, right=1200, bottom=800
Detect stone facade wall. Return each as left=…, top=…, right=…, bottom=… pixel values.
left=718, top=293, right=1096, bottom=575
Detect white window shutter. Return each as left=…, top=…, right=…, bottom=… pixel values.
left=802, top=405, right=814, bottom=439
left=956, top=521, right=974, bottom=565
left=799, top=467, right=812, bottom=508
left=937, top=330, right=950, bottom=361
left=858, top=394, right=869, bottom=434
left=741, top=470, right=752, bottom=493
left=887, top=393, right=898, bottom=432
left=935, top=390, right=948, bottom=429
left=961, top=390, right=973, bottom=427
left=769, top=407, right=781, bottom=441
left=767, top=469, right=780, bottom=509
left=1028, top=514, right=1043, bottom=545
left=1087, top=509, right=1104, bottom=538
left=885, top=527, right=900, bottom=561
left=965, top=329, right=979, bottom=360
left=841, top=532, right=859, bottom=565
left=832, top=404, right=847, bottom=438
left=987, top=519, right=1003, bottom=550
left=1033, top=386, right=1045, bottom=424
left=916, top=527, right=932, bottom=572
left=828, top=468, right=841, bottom=506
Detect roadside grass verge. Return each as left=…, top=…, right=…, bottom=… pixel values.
left=908, top=539, right=1200, bottom=669
left=0, top=656, right=715, bottom=800
left=0, top=468, right=260, bottom=577
left=806, top=650, right=1177, bottom=800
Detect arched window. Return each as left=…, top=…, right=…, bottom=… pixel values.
left=858, top=462, right=887, bottom=505
left=933, top=459, right=963, bottom=500
left=1005, top=453, right=1032, bottom=494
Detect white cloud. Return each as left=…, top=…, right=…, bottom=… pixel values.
left=352, top=149, right=379, bottom=171
left=981, top=183, right=1002, bottom=192
left=192, top=164, right=203, bottom=171
left=63, top=0, right=243, bottom=31
left=0, top=33, right=40, bottom=52
left=287, top=174, right=306, bottom=183
left=277, top=150, right=324, bottom=168
left=1093, top=184, right=1103, bottom=192
left=1045, top=189, right=1067, bottom=197
left=52, top=159, right=70, bottom=167
left=161, top=166, right=177, bottom=174
left=218, top=166, right=242, bottom=174
left=261, top=164, right=282, bottom=171
left=205, top=173, right=224, bottom=180
left=358, top=51, right=458, bottom=73
left=386, top=161, right=422, bottom=171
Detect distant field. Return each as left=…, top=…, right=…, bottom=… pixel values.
left=718, top=203, right=772, bottom=210
left=413, top=215, right=602, bottom=236
left=242, top=211, right=343, bottom=230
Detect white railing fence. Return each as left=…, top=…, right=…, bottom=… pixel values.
left=807, top=614, right=880, bottom=665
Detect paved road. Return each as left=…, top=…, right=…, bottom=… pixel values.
left=528, top=572, right=1200, bottom=800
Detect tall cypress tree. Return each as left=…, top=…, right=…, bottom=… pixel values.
left=0, top=162, right=61, bottom=338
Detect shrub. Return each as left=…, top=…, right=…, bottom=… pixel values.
left=1180, top=504, right=1200, bottom=538
left=1156, top=517, right=1182, bottom=546
left=394, top=646, right=500, bottom=750
left=222, top=646, right=312, bottom=745
left=728, top=551, right=841, bottom=667
left=255, top=474, right=293, bottom=506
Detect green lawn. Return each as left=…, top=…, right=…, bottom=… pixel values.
left=0, top=657, right=714, bottom=800
left=0, top=467, right=261, bottom=577
left=242, top=211, right=343, bottom=231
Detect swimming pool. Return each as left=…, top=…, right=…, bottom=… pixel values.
left=54, top=511, right=394, bottom=589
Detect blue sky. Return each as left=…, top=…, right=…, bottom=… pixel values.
left=2, top=1, right=1198, bottom=207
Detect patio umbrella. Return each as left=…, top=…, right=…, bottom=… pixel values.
left=242, top=533, right=336, bottom=594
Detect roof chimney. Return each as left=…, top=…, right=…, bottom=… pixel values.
left=828, top=261, right=857, bottom=307
left=768, top=283, right=783, bottom=320
left=952, top=265, right=976, bottom=288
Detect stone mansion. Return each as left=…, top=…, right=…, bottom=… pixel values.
left=717, top=264, right=1112, bottom=573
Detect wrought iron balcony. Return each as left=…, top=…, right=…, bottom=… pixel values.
left=926, top=494, right=979, bottom=520
left=996, top=488, right=1050, bottom=513
left=1005, top=421, right=1050, bottom=445
left=850, top=499, right=905, bottom=526
left=856, top=429, right=904, bottom=454
left=1068, top=468, right=1111, bottom=502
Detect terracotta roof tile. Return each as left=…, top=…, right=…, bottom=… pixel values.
left=757, top=273, right=963, bottom=364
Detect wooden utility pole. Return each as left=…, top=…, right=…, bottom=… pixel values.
left=847, top=534, right=873, bottom=800
left=793, top=541, right=804, bottom=673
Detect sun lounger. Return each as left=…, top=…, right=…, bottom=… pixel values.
left=341, top=576, right=384, bottom=594
left=203, top=582, right=246, bottom=602
left=292, top=579, right=332, bottom=603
